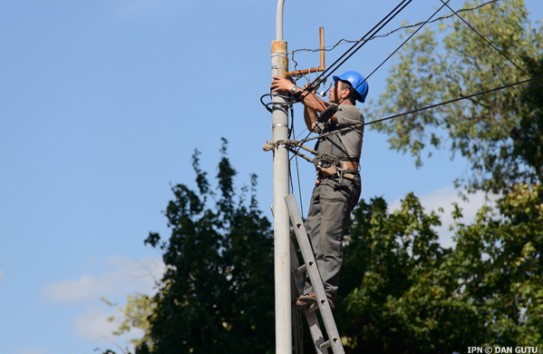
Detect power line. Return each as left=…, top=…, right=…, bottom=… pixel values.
left=364, top=0, right=452, bottom=83
left=263, top=0, right=521, bottom=114
left=297, top=0, right=413, bottom=99
left=266, top=0, right=431, bottom=109
left=286, top=74, right=541, bottom=148
left=264, top=0, right=416, bottom=158
left=365, top=75, right=541, bottom=127
left=264, top=1, right=541, bottom=181
left=290, top=0, right=499, bottom=72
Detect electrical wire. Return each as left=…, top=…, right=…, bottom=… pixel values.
left=297, top=0, right=413, bottom=100
left=286, top=74, right=541, bottom=149
left=265, top=0, right=518, bottom=118
left=365, top=75, right=541, bottom=126
left=290, top=0, right=499, bottom=73
left=288, top=99, right=305, bottom=215
left=291, top=150, right=305, bottom=217
left=260, top=94, right=273, bottom=113
left=263, top=0, right=443, bottom=164
left=273, top=0, right=504, bottom=112
left=262, top=0, right=415, bottom=111
left=261, top=0, right=541, bottom=197
left=364, top=0, right=452, bottom=83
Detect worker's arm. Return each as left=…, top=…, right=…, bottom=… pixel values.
left=303, top=105, right=319, bottom=131
left=270, top=76, right=333, bottom=131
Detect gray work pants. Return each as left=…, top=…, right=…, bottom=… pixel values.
left=303, top=175, right=361, bottom=300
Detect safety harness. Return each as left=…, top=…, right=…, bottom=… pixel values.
left=313, top=119, right=359, bottom=182
left=263, top=119, right=361, bottom=183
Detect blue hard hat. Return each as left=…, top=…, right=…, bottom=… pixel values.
left=333, top=71, right=369, bottom=103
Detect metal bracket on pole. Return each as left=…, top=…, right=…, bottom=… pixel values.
left=284, top=27, right=326, bottom=79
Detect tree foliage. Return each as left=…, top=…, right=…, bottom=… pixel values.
left=372, top=0, right=543, bottom=193
left=338, top=194, right=480, bottom=354
left=451, top=184, right=543, bottom=347
left=514, top=55, right=543, bottom=182
left=102, top=293, right=154, bottom=351
left=337, top=188, right=543, bottom=353
left=102, top=138, right=543, bottom=353
left=136, top=139, right=275, bottom=354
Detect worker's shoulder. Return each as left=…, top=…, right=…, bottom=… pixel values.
left=337, top=104, right=364, bottom=122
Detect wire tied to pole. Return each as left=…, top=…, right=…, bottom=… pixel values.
left=263, top=139, right=317, bottom=162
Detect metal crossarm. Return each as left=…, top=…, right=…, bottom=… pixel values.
left=285, top=194, right=346, bottom=354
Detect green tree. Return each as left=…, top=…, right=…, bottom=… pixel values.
left=449, top=185, right=543, bottom=347
left=358, top=4, right=543, bottom=348
left=138, top=139, right=275, bottom=354
left=102, top=150, right=543, bottom=353
left=336, top=189, right=543, bottom=353
left=372, top=0, right=543, bottom=194
left=513, top=55, right=543, bottom=181
left=102, top=293, right=155, bottom=352
left=338, top=194, right=485, bottom=354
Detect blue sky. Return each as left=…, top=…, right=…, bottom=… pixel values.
left=1, top=1, right=541, bottom=353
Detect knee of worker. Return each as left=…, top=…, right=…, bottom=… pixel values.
left=320, top=194, right=350, bottom=223
left=305, top=213, right=320, bottom=237
left=321, top=206, right=350, bottom=240
left=318, top=221, right=346, bottom=255
left=305, top=215, right=322, bottom=255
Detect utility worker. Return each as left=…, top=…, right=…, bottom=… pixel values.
left=270, top=71, right=368, bottom=309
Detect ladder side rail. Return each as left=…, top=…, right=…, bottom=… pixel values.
left=291, top=237, right=329, bottom=354
left=285, top=195, right=345, bottom=354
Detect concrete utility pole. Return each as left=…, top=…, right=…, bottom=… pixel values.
left=271, top=0, right=291, bottom=353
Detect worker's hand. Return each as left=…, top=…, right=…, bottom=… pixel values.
left=270, top=76, right=294, bottom=93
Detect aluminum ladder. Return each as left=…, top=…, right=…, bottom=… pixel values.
left=285, top=194, right=345, bottom=354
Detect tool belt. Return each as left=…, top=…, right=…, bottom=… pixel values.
left=316, top=159, right=359, bottom=182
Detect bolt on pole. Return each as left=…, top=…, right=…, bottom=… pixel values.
left=271, top=0, right=291, bottom=353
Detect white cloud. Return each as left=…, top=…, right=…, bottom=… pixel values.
left=74, top=305, right=144, bottom=346
left=42, top=256, right=164, bottom=304
left=41, top=256, right=164, bottom=349
left=391, top=186, right=496, bottom=248
left=0, top=268, right=4, bottom=283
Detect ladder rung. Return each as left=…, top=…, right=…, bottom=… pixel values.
left=319, top=337, right=339, bottom=350
left=306, top=303, right=319, bottom=314
left=319, top=340, right=331, bottom=350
